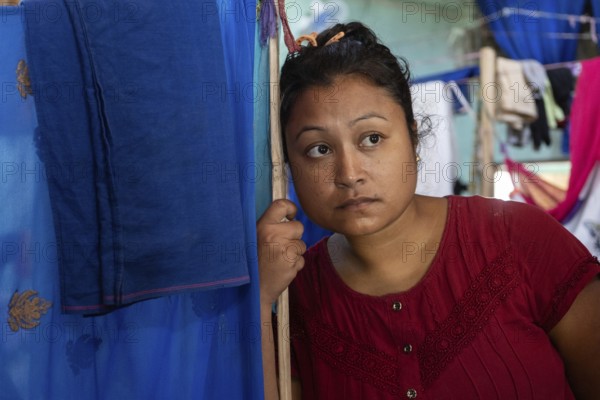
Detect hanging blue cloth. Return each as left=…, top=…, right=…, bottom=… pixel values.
left=477, top=1, right=587, bottom=63
left=1, top=2, right=264, bottom=399
left=22, top=0, right=253, bottom=313
left=288, top=183, right=332, bottom=248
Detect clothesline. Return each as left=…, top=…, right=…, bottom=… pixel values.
left=412, top=55, right=582, bottom=81
left=488, top=30, right=598, bottom=45
left=413, top=31, right=596, bottom=66
left=391, top=26, right=596, bottom=51
left=469, top=6, right=599, bottom=44
left=478, top=7, right=600, bottom=26
left=390, top=7, right=600, bottom=47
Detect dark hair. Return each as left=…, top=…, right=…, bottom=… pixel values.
left=279, top=22, right=419, bottom=157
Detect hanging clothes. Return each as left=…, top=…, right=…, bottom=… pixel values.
left=549, top=57, right=600, bottom=222
left=563, top=164, right=600, bottom=257
left=529, top=98, right=551, bottom=150
left=519, top=60, right=565, bottom=131
left=505, top=157, right=566, bottom=211
left=506, top=57, right=600, bottom=256
left=495, top=57, right=538, bottom=131
left=23, top=0, right=255, bottom=313
left=547, top=68, right=575, bottom=120
left=411, top=65, right=479, bottom=114
left=547, top=67, right=576, bottom=155
left=411, top=80, right=459, bottom=197
left=1, top=2, right=264, bottom=399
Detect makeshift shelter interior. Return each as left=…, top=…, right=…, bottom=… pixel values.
left=283, top=0, right=600, bottom=258
left=1, top=0, right=599, bottom=399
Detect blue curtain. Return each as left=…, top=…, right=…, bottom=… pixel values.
left=1, top=1, right=264, bottom=398
left=23, top=0, right=254, bottom=313
left=477, top=1, right=588, bottom=63
left=287, top=183, right=331, bottom=248
left=254, top=10, right=273, bottom=220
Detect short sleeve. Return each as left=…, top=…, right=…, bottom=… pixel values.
left=504, top=201, right=600, bottom=332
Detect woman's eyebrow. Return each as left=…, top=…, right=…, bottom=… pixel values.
left=349, top=112, right=388, bottom=127
left=294, top=112, right=388, bottom=141
left=294, top=125, right=325, bottom=142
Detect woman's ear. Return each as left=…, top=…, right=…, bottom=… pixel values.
left=411, top=121, right=419, bottom=156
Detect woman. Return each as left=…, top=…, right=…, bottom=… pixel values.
left=258, top=22, right=600, bottom=399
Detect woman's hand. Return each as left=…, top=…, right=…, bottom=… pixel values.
left=257, top=199, right=306, bottom=307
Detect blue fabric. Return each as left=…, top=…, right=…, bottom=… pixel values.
left=254, top=16, right=273, bottom=219
left=23, top=0, right=252, bottom=313
left=288, top=183, right=332, bottom=248
left=1, top=3, right=264, bottom=399
left=477, top=1, right=587, bottom=63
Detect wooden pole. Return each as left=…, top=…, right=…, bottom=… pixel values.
left=269, top=3, right=292, bottom=399
left=479, top=46, right=497, bottom=197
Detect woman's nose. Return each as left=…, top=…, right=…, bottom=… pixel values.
left=333, top=149, right=365, bottom=189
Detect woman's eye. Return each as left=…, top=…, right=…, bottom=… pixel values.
left=306, top=144, right=331, bottom=158
left=361, top=133, right=382, bottom=147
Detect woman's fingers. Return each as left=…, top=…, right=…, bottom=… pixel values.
left=257, top=200, right=308, bottom=305
left=258, top=199, right=298, bottom=225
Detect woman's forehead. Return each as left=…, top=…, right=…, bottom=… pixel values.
left=290, top=77, right=404, bottom=121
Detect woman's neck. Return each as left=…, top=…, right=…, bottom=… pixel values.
left=327, top=196, right=448, bottom=294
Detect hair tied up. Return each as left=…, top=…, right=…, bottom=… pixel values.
left=296, top=32, right=318, bottom=47
left=295, top=31, right=345, bottom=48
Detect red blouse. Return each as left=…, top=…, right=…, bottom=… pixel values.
left=289, top=195, right=600, bottom=399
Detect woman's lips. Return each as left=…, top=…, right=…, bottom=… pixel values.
left=336, top=197, right=378, bottom=210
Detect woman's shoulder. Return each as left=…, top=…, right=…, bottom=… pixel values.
left=450, top=194, right=536, bottom=213
left=443, top=195, right=583, bottom=263
left=449, top=194, right=558, bottom=228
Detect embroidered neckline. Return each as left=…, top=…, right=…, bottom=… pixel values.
left=292, top=246, right=520, bottom=393
left=417, top=249, right=519, bottom=387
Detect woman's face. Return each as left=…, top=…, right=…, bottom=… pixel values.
left=285, top=74, right=418, bottom=238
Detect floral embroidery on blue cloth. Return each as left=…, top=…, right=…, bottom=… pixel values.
left=16, top=60, right=32, bottom=99
left=7, top=290, right=52, bottom=332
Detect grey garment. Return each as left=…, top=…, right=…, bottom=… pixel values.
left=507, top=125, right=532, bottom=147
left=521, top=59, right=548, bottom=99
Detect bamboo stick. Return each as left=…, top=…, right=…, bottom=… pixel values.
left=479, top=46, right=497, bottom=197
left=269, top=3, right=292, bottom=399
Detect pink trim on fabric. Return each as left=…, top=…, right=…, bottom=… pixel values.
left=105, top=275, right=251, bottom=301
